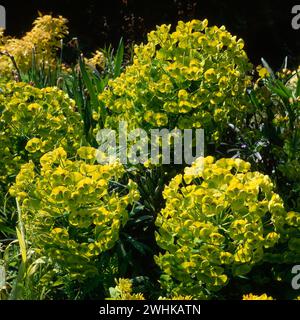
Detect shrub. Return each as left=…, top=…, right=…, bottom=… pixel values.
left=98, top=19, right=252, bottom=142
left=155, top=157, right=300, bottom=298
left=0, top=82, right=83, bottom=199
left=9, top=147, right=140, bottom=282
left=0, top=15, right=68, bottom=79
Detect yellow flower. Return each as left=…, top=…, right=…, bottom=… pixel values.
left=25, top=138, right=43, bottom=153
left=204, top=68, right=216, bottom=80
left=243, top=293, right=274, bottom=300
left=257, top=65, right=270, bottom=78
left=84, top=50, right=106, bottom=70
left=77, top=147, right=97, bottom=160
left=0, top=15, right=68, bottom=78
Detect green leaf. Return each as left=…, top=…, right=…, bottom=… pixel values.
left=261, top=58, right=275, bottom=79
left=296, top=72, right=300, bottom=98
left=16, top=228, right=26, bottom=264
left=114, top=38, right=124, bottom=78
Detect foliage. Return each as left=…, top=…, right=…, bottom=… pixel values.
left=239, top=64, right=300, bottom=211
left=0, top=14, right=300, bottom=301
left=0, top=198, right=51, bottom=300
left=63, top=39, right=125, bottom=145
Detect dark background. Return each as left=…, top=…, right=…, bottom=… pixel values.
left=1, top=0, right=300, bottom=68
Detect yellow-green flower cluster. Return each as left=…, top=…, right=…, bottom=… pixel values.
left=0, top=15, right=68, bottom=78
left=10, top=147, right=139, bottom=279
left=155, top=157, right=300, bottom=298
left=158, top=295, right=193, bottom=300
left=98, top=20, right=252, bottom=139
left=242, top=293, right=274, bottom=300
left=84, top=50, right=106, bottom=71
left=0, top=82, right=83, bottom=199
left=107, top=278, right=145, bottom=300
left=107, top=278, right=193, bottom=300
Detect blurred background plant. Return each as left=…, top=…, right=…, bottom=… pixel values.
left=0, top=15, right=68, bottom=81
left=2, top=0, right=299, bottom=68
